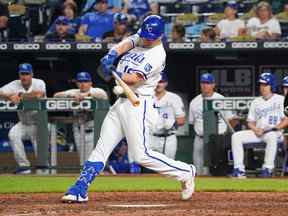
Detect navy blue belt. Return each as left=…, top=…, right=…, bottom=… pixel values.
left=153, top=133, right=175, bottom=137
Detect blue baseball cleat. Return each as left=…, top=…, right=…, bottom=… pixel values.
left=259, top=168, right=273, bottom=178
left=62, top=183, right=88, bottom=203
left=230, top=168, right=246, bottom=179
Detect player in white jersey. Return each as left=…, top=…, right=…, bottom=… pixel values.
left=231, top=73, right=286, bottom=178
left=189, top=73, right=234, bottom=175
left=0, top=63, right=46, bottom=174
left=54, top=72, right=108, bottom=165
left=150, top=72, right=185, bottom=159
left=62, top=15, right=196, bottom=203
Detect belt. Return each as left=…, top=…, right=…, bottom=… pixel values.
left=119, top=93, right=151, bottom=98
left=85, top=129, right=93, bottom=133
left=153, top=133, right=175, bottom=137
left=196, top=134, right=203, bottom=138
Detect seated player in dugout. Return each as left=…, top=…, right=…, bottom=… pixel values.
left=54, top=72, right=108, bottom=165
left=150, top=72, right=186, bottom=160
left=0, top=63, right=46, bottom=174
left=231, top=73, right=288, bottom=178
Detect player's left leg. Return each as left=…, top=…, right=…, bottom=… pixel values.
left=122, top=97, right=195, bottom=200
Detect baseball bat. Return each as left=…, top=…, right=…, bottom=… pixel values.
left=112, top=71, right=140, bottom=107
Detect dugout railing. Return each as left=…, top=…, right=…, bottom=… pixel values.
left=0, top=98, right=109, bottom=174
left=203, top=97, right=287, bottom=176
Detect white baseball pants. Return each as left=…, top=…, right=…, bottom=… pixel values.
left=232, top=130, right=282, bottom=170
left=9, top=122, right=37, bottom=167
left=150, top=134, right=177, bottom=159
left=88, top=96, right=193, bottom=181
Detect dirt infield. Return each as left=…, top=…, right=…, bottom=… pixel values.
left=0, top=192, right=288, bottom=216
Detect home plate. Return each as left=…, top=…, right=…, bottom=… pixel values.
left=108, top=204, right=172, bottom=208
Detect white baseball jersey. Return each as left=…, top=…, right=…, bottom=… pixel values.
left=0, top=78, right=46, bottom=125
left=247, top=94, right=285, bottom=129
left=117, top=34, right=166, bottom=96
left=60, top=87, right=108, bottom=100
left=189, top=92, right=233, bottom=136
left=216, top=18, right=245, bottom=39
left=247, top=17, right=281, bottom=36
left=153, top=91, right=185, bottom=134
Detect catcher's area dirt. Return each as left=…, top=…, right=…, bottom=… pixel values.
left=1, top=192, right=288, bottom=216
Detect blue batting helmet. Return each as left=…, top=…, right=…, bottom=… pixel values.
left=258, top=72, right=276, bottom=91
left=76, top=72, right=92, bottom=82
left=200, top=73, right=215, bottom=84
left=283, top=76, right=288, bottom=87
left=139, top=15, right=164, bottom=41
left=159, top=72, right=168, bottom=82
left=18, top=63, right=33, bottom=74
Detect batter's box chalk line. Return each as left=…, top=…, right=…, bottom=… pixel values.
left=107, top=204, right=174, bottom=208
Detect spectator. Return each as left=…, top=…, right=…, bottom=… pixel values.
left=200, top=28, right=216, bottom=42
left=214, top=1, right=245, bottom=40
left=78, top=0, right=114, bottom=41
left=48, top=2, right=81, bottom=35
left=83, top=0, right=122, bottom=13
left=170, top=23, right=187, bottom=43
left=0, top=2, right=8, bottom=40
left=49, top=0, right=79, bottom=25
left=123, top=0, right=151, bottom=21
left=45, top=16, right=75, bottom=42
left=246, top=1, right=281, bottom=40
left=103, top=13, right=131, bottom=43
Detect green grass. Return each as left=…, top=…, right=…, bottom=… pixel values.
left=0, top=175, right=288, bottom=193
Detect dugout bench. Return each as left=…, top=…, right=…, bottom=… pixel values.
left=203, top=97, right=288, bottom=176
left=0, top=98, right=109, bottom=174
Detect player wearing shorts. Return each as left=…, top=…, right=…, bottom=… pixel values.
left=54, top=72, right=108, bottom=165
left=61, top=15, right=196, bottom=203
left=150, top=72, right=185, bottom=159
left=0, top=63, right=46, bottom=174
left=231, top=73, right=286, bottom=178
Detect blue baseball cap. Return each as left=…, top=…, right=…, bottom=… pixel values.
left=76, top=72, right=92, bottom=82
left=18, top=63, right=33, bottom=74
left=226, top=1, right=238, bottom=10
left=113, top=13, right=128, bottom=24
left=159, top=72, right=168, bottom=82
left=200, top=73, right=215, bottom=84
left=283, top=76, right=288, bottom=87
left=55, top=16, right=69, bottom=25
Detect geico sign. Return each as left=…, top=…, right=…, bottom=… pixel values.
left=0, top=44, right=8, bottom=50
left=76, top=43, right=102, bottom=50
left=232, top=42, right=258, bottom=49
left=0, top=101, right=18, bottom=110
left=263, top=42, right=288, bottom=48
left=212, top=100, right=252, bottom=110
left=169, top=43, right=195, bottom=49
left=46, top=100, right=92, bottom=110
left=46, top=43, right=71, bottom=50
left=200, top=42, right=226, bottom=49
left=13, top=43, right=40, bottom=50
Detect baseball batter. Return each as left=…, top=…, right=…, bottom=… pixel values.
left=0, top=63, right=46, bottom=174
left=62, top=15, right=196, bottom=203
left=54, top=72, right=108, bottom=165
left=189, top=73, right=233, bottom=175
left=231, top=73, right=285, bottom=178
left=150, top=72, right=185, bottom=159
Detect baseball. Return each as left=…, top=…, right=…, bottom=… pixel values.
left=113, top=85, right=124, bottom=95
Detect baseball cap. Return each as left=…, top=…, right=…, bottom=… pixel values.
left=200, top=73, right=215, bottom=84
left=159, top=72, right=168, bottom=82
left=113, top=13, right=128, bottom=24
left=18, top=63, right=33, bottom=74
left=76, top=72, right=92, bottom=82
left=283, top=76, right=288, bottom=87
left=55, top=16, right=69, bottom=25
left=225, top=1, right=238, bottom=10
left=95, top=0, right=108, bottom=4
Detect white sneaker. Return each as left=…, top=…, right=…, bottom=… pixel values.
left=61, top=194, right=88, bottom=203
left=181, top=165, right=196, bottom=201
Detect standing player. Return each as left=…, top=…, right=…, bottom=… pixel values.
left=231, top=73, right=285, bottom=178
left=282, top=76, right=288, bottom=175
left=0, top=63, right=46, bottom=174
left=150, top=72, right=185, bottom=159
left=189, top=73, right=234, bottom=175
left=62, top=15, right=196, bottom=203
left=54, top=72, right=108, bottom=165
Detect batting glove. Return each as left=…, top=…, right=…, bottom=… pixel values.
left=100, top=48, right=118, bottom=77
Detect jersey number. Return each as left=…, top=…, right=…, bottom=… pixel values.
left=268, top=116, right=278, bottom=125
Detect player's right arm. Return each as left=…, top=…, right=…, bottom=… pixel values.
left=0, top=81, right=21, bottom=103
left=54, top=89, right=76, bottom=98
left=247, top=99, right=263, bottom=136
